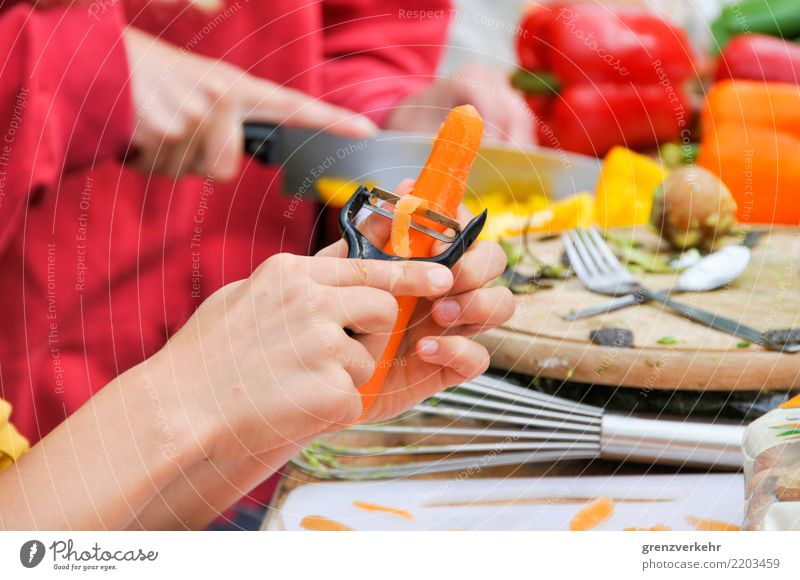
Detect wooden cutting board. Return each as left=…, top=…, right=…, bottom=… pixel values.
left=477, top=227, right=800, bottom=391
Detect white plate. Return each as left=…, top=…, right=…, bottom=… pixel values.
left=267, top=473, right=744, bottom=531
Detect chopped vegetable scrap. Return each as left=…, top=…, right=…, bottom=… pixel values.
left=685, top=515, right=740, bottom=532
left=389, top=195, right=427, bottom=258
left=657, top=336, right=679, bottom=345
left=624, top=524, right=672, bottom=531
left=779, top=394, right=800, bottom=410
left=469, top=192, right=594, bottom=241
left=352, top=501, right=414, bottom=520
left=570, top=496, right=615, bottom=531
left=497, top=238, right=568, bottom=294
left=300, top=515, right=354, bottom=531
left=590, top=328, right=634, bottom=349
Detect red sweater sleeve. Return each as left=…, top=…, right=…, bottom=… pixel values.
left=321, top=0, right=450, bottom=126
left=0, top=3, right=133, bottom=251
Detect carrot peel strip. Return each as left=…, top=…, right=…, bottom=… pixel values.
left=570, top=496, right=615, bottom=531
left=389, top=195, right=427, bottom=258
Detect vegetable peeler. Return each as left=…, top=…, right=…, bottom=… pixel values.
left=339, top=185, right=487, bottom=268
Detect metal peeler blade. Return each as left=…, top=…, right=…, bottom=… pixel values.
left=363, top=187, right=461, bottom=244
left=338, top=185, right=487, bottom=268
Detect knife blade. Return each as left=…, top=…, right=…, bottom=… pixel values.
left=244, top=123, right=601, bottom=200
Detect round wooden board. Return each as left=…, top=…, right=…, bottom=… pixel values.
left=477, top=227, right=800, bottom=391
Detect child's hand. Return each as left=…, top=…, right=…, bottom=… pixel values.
left=147, top=251, right=455, bottom=460
left=318, top=182, right=515, bottom=422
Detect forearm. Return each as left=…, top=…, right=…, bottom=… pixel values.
left=126, top=441, right=308, bottom=530
left=0, top=364, right=200, bottom=530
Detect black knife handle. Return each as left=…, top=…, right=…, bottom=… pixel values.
left=243, top=123, right=280, bottom=165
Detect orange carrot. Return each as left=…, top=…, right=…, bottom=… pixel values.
left=357, top=105, right=484, bottom=412
left=570, top=496, right=615, bottom=531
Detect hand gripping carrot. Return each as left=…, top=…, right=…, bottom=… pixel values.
left=359, top=105, right=484, bottom=411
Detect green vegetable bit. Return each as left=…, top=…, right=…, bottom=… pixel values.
left=657, top=336, right=679, bottom=345
left=737, top=341, right=751, bottom=348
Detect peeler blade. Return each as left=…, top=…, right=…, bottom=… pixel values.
left=363, top=187, right=461, bottom=244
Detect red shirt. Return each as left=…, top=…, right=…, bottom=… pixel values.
left=0, top=0, right=448, bottom=445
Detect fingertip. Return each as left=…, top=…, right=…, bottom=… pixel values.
left=352, top=115, right=378, bottom=136
left=418, top=338, right=439, bottom=357
left=426, top=266, right=454, bottom=292
left=433, top=298, right=461, bottom=325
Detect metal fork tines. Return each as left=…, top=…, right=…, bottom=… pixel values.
left=364, top=187, right=460, bottom=244
left=562, top=228, right=640, bottom=296
left=563, top=227, right=794, bottom=350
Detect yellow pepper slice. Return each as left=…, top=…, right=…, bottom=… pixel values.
left=594, top=146, right=667, bottom=228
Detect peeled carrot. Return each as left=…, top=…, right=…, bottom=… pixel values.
left=570, top=496, right=615, bottom=531
left=359, top=105, right=484, bottom=412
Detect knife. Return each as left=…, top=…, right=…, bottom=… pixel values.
left=243, top=123, right=601, bottom=200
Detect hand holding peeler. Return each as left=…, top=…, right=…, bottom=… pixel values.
left=339, top=185, right=487, bottom=267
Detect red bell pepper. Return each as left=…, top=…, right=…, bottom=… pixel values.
left=716, top=34, right=800, bottom=84
left=514, top=3, right=694, bottom=156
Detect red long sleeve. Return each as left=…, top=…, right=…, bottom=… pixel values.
left=321, top=0, right=450, bottom=125
left=0, top=3, right=133, bottom=252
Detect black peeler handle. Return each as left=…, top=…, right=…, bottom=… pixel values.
left=243, top=123, right=280, bottom=165
left=339, top=186, right=487, bottom=269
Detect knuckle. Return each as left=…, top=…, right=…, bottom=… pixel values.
left=381, top=292, right=399, bottom=321
left=393, top=262, right=413, bottom=292
left=348, top=259, right=370, bottom=285
left=263, top=252, right=297, bottom=275
left=161, top=127, right=184, bottom=146
left=330, top=383, right=361, bottom=424
left=182, top=98, right=207, bottom=124
left=316, top=324, right=344, bottom=358
left=206, top=78, right=230, bottom=100
left=327, top=368, right=356, bottom=399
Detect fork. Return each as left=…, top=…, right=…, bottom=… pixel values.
left=562, top=228, right=800, bottom=352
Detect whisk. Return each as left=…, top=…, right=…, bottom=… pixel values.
left=292, top=374, right=745, bottom=480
